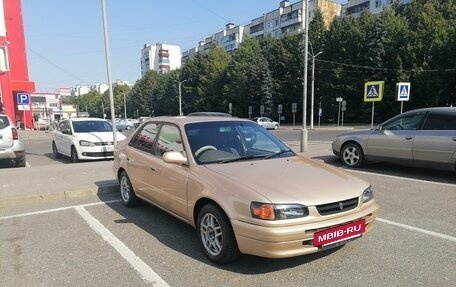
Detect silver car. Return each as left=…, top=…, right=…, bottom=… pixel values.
left=332, top=107, right=456, bottom=171
left=251, top=117, right=279, bottom=130
left=0, top=113, right=26, bottom=167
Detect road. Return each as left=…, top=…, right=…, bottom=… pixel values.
left=1, top=127, right=455, bottom=286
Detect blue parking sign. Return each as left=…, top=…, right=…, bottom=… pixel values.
left=17, top=93, right=30, bottom=104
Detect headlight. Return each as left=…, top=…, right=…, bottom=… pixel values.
left=79, top=140, right=95, bottom=147
left=362, top=186, right=374, bottom=203
left=250, top=202, right=309, bottom=220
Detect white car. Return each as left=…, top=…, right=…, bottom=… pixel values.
left=52, top=118, right=126, bottom=163
left=251, top=117, right=279, bottom=130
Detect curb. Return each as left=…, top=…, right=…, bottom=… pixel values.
left=0, top=182, right=119, bottom=208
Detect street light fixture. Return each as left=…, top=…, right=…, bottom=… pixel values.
left=309, top=44, right=323, bottom=129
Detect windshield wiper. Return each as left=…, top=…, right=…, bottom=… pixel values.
left=263, top=150, right=293, bottom=160
left=220, top=155, right=264, bottom=164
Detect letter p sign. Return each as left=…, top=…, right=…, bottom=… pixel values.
left=17, top=93, right=30, bottom=105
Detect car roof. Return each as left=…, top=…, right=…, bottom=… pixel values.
left=145, top=116, right=252, bottom=126
left=186, top=112, right=232, bottom=117
left=67, top=117, right=109, bottom=122
left=403, top=107, right=456, bottom=114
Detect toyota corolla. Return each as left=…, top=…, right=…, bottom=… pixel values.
left=113, top=116, right=379, bottom=264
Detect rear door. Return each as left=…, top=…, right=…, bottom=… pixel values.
left=413, top=110, right=456, bottom=164
left=125, top=122, right=160, bottom=196
left=0, top=115, right=13, bottom=148
left=144, top=123, right=189, bottom=219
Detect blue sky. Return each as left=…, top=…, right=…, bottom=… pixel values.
left=22, top=0, right=345, bottom=92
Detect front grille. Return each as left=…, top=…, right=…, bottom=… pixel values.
left=316, top=197, right=359, bottom=216
left=83, top=151, right=114, bottom=157
left=94, top=142, right=114, bottom=146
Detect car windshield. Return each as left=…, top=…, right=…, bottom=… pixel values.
left=72, top=120, right=112, bottom=133
left=185, top=121, right=294, bottom=164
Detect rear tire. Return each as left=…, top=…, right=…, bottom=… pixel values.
left=119, top=171, right=139, bottom=207
left=341, top=143, right=364, bottom=168
left=52, top=141, right=62, bottom=158
left=197, top=204, right=240, bottom=264
left=15, top=155, right=26, bottom=167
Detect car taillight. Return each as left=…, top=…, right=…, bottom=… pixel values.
left=12, top=128, right=19, bottom=140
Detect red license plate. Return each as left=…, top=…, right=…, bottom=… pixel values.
left=313, top=219, right=366, bottom=247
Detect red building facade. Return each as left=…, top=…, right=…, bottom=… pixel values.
left=0, top=0, right=35, bottom=128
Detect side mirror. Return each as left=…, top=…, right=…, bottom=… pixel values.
left=163, top=151, right=188, bottom=165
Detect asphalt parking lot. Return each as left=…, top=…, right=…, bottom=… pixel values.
left=0, top=128, right=455, bottom=286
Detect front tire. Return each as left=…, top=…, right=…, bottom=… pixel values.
left=119, top=171, right=139, bottom=207
left=70, top=146, right=80, bottom=163
left=197, top=204, right=240, bottom=264
left=341, top=142, right=364, bottom=167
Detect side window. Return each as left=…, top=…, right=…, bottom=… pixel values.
left=130, top=122, right=160, bottom=154
left=422, top=112, right=456, bottom=130
left=383, top=112, right=426, bottom=131
left=156, top=124, right=184, bottom=157
left=0, top=116, right=8, bottom=129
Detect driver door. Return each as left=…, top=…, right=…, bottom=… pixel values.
left=367, top=111, right=426, bottom=160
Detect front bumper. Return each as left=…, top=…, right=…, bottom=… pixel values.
left=77, top=145, right=114, bottom=160
left=232, top=202, right=379, bottom=258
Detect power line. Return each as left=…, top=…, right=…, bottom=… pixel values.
left=315, top=58, right=456, bottom=73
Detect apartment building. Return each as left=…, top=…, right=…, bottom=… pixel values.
left=141, top=43, right=181, bottom=76
left=182, top=0, right=341, bottom=61
left=343, top=0, right=413, bottom=17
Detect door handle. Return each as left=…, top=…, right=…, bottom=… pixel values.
left=405, top=136, right=413, bottom=140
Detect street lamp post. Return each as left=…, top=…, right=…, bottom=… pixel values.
left=100, top=0, right=117, bottom=144
left=175, top=78, right=187, bottom=116
left=309, top=48, right=323, bottom=129
left=300, top=0, right=309, bottom=153
left=123, top=93, right=127, bottom=119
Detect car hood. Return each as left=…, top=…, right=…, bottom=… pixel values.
left=75, top=131, right=126, bottom=142
left=204, top=155, right=368, bottom=206
left=337, top=128, right=374, bottom=137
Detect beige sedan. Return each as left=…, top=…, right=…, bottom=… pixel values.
left=113, top=116, right=379, bottom=264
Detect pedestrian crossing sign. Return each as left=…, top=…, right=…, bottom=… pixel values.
left=396, top=82, right=411, bottom=101
left=364, top=81, right=384, bottom=102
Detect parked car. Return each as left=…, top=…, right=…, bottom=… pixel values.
left=113, top=116, right=379, bottom=264
left=332, top=107, right=456, bottom=171
left=251, top=117, right=279, bottom=130
left=52, top=118, right=126, bottom=163
left=114, top=119, right=136, bottom=131
left=0, top=112, right=26, bottom=167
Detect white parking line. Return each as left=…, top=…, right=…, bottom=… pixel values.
left=377, top=217, right=456, bottom=243
left=75, top=206, right=170, bottom=287
left=348, top=169, right=456, bottom=187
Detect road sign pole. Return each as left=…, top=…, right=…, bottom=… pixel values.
left=371, top=102, right=375, bottom=128
left=400, top=101, right=403, bottom=114
left=337, top=100, right=341, bottom=127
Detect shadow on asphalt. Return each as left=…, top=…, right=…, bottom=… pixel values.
left=101, top=193, right=344, bottom=273
left=311, top=155, right=456, bottom=185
